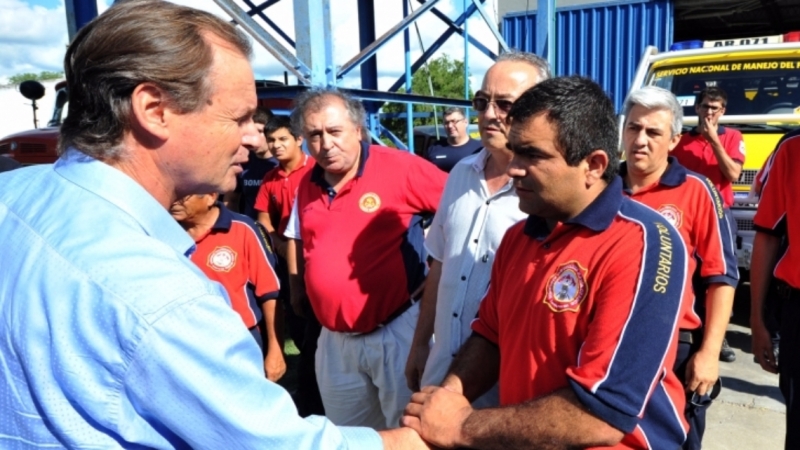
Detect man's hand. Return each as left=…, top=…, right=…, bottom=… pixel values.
left=264, top=350, right=287, bottom=382
left=699, top=115, right=719, bottom=142
left=405, top=342, right=430, bottom=392
left=684, top=349, right=719, bottom=396
left=751, top=318, right=779, bottom=374
left=379, top=427, right=437, bottom=450
left=401, top=386, right=473, bottom=449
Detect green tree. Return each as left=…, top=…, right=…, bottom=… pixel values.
left=7, top=71, right=64, bottom=85
left=382, top=54, right=472, bottom=145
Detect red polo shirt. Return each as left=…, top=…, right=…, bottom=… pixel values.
left=672, top=126, right=745, bottom=207
left=294, top=143, right=447, bottom=333
left=472, top=177, right=690, bottom=450
left=754, top=129, right=800, bottom=289
left=189, top=205, right=280, bottom=329
left=253, top=154, right=315, bottom=237
left=622, top=158, right=739, bottom=330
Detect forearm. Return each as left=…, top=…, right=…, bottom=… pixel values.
left=411, top=260, right=441, bottom=348
left=287, top=239, right=306, bottom=297
left=750, top=232, right=782, bottom=324
left=699, top=283, right=735, bottom=354
left=257, top=212, right=275, bottom=234
left=709, top=140, right=742, bottom=182
left=460, top=388, right=624, bottom=450
left=262, top=300, right=284, bottom=356
left=442, top=334, right=500, bottom=401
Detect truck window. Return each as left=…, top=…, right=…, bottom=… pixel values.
left=648, top=60, right=800, bottom=118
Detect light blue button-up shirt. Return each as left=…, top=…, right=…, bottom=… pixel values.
left=0, top=150, right=382, bottom=449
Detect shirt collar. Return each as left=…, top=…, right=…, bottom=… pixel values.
left=211, top=202, right=233, bottom=231
left=690, top=125, right=727, bottom=135
left=278, top=153, right=310, bottom=177
left=54, top=149, right=195, bottom=257
left=310, top=141, right=370, bottom=188
left=523, top=176, right=624, bottom=238
left=470, top=147, right=491, bottom=173
left=619, top=156, right=687, bottom=190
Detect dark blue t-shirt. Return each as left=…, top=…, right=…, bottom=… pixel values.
left=236, top=153, right=278, bottom=220
left=426, top=138, right=483, bottom=173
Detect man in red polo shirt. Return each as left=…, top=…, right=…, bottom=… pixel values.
left=284, top=89, right=447, bottom=430
left=751, top=128, right=800, bottom=450
left=170, top=193, right=285, bottom=382
left=254, top=114, right=323, bottom=417
left=672, top=87, right=744, bottom=363
left=255, top=115, right=314, bottom=256
left=402, top=77, right=690, bottom=449
left=621, top=86, right=738, bottom=450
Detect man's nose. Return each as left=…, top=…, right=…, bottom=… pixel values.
left=507, top=155, right=523, bottom=177
left=320, top=133, right=334, bottom=150
left=242, top=121, right=260, bottom=148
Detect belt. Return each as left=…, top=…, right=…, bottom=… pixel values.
left=343, top=294, right=421, bottom=336
left=378, top=295, right=420, bottom=329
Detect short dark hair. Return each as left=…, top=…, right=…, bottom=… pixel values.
left=696, top=86, right=728, bottom=108
left=253, top=107, right=274, bottom=125
left=507, top=76, right=619, bottom=183
left=443, top=107, right=465, bottom=119
left=59, top=0, right=252, bottom=160
left=264, top=115, right=299, bottom=139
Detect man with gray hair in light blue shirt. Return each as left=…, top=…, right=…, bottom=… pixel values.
left=0, top=1, right=427, bottom=449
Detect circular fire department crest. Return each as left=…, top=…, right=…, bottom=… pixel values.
left=207, top=246, right=237, bottom=272
left=359, top=192, right=381, bottom=213
left=657, top=204, right=683, bottom=229
left=544, top=261, right=588, bottom=313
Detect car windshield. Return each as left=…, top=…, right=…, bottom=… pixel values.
left=648, top=59, right=800, bottom=117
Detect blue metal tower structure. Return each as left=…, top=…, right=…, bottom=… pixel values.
left=62, top=0, right=556, bottom=152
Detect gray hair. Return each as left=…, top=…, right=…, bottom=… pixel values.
left=290, top=88, right=366, bottom=137
left=496, top=50, right=552, bottom=81
left=59, top=0, right=252, bottom=160
left=443, top=107, right=466, bottom=119
left=623, top=86, right=683, bottom=137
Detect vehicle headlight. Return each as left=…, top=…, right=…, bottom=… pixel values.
left=9, top=141, right=17, bottom=151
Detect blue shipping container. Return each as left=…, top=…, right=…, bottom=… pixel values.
left=502, top=0, right=673, bottom=111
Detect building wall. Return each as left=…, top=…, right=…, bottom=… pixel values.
left=498, top=0, right=617, bottom=24
left=502, top=0, right=673, bottom=111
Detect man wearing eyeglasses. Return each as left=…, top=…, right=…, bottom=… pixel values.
left=405, top=52, right=550, bottom=408
left=426, top=107, right=483, bottom=173
left=673, top=86, right=745, bottom=363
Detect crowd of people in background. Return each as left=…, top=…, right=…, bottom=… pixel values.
left=1, top=1, right=798, bottom=449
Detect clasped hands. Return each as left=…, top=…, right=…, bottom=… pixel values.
left=397, top=385, right=474, bottom=449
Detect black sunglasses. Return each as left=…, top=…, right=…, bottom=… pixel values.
left=472, top=97, right=514, bottom=114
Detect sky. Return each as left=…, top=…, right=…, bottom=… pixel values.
left=0, top=0, right=501, bottom=89
left=0, top=0, right=501, bottom=138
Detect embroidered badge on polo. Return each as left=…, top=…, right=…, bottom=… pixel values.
left=207, top=246, right=237, bottom=272
left=657, top=204, right=683, bottom=229
left=359, top=192, right=381, bottom=213
left=544, top=261, right=588, bottom=313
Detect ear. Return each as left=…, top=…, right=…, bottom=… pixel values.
left=207, top=192, right=219, bottom=207
left=296, top=135, right=304, bottom=147
left=130, top=82, right=170, bottom=142
left=585, top=149, right=610, bottom=186
left=668, top=133, right=681, bottom=152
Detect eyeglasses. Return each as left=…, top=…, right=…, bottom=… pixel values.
left=698, top=103, right=723, bottom=113
left=443, top=119, right=465, bottom=126
left=472, top=97, right=514, bottom=114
